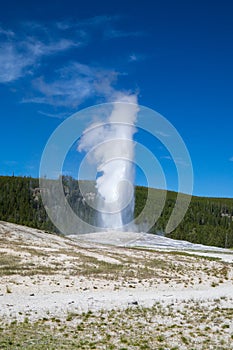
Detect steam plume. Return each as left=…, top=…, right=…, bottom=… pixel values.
left=78, top=93, right=138, bottom=230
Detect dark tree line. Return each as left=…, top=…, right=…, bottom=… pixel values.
left=135, top=186, right=233, bottom=248
left=0, top=175, right=233, bottom=248
left=0, top=176, right=55, bottom=231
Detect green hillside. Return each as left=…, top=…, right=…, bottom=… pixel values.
left=135, top=186, right=233, bottom=248
left=0, top=175, right=233, bottom=248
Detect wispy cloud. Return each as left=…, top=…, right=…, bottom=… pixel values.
left=23, top=37, right=80, bottom=57
left=56, top=16, right=143, bottom=41
left=104, top=29, right=144, bottom=40
left=129, top=54, right=138, bottom=62
left=75, top=15, right=121, bottom=28
left=0, top=43, right=34, bottom=83
left=0, top=18, right=144, bottom=110
left=128, top=53, right=148, bottom=62
left=0, top=26, right=15, bottom=38
left=229, top=157, right=233, bottom=162
left=55, top=15, right=120, bottom=32
left=23, top=62, right=118, bottom=108
left=161, top=155, right=172, bottom=160
left=155, top=130, right=170, bottom=138
left=38, top=110, right=68, bottom=119
left=0, top=24, right=83, bottom=83
left=162, top=155, right=189, bottom=167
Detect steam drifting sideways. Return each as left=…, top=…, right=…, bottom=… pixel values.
left=78, top=94, right=139, bottom=231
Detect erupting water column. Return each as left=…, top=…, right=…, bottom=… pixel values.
left=78, top=94, right=139, bottom=231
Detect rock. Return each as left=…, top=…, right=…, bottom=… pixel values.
left=128, top=301, right=138, bottom=306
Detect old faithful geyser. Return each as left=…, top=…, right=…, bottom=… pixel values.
left=78, top=94, right=138, bottom=230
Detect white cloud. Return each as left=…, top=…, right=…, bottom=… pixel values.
left=24, top=37, right=80, bottom=57
left=0, top=43, right=33, bottom=83
left=56, top=21, right=72, bottom=30
left=0, top=19, right=142, bottom=109
left=56, top=16, right=144, bottom=41
left=38, top=110, right=68, bottom=119
left=55, top=16, right=120, bottom=32
left=23, top=62, right=118, bottom=108
left=0, top=24, right=83, bottom=83
left=128, top=53, right=148, bottom=62
left=229, top=157, right=233, bottom=162
left=129, top=54, right=137, bottom=62
left=0, top=26, right=15, bottom=38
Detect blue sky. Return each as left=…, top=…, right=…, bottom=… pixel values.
left=0, top=0, right=233, bottom=197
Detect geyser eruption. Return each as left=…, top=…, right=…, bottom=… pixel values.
left=78, top=94, right=139, bottom=230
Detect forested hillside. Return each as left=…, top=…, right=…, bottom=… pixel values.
left=0, top=175, right=233, bottom=248
left=0, top=176, right=54, bottom=232
left=135, top=186, right=233, bottom=248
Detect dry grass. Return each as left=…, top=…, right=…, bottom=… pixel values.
left=0, top=221, right=233, bottom=349
left=0, top=298, right=233, bottom=349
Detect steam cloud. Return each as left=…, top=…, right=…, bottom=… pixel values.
left=78, top=93, right=139, bottom=230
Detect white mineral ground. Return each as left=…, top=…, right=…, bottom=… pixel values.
left=0, top=220, right=233, bottom=323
